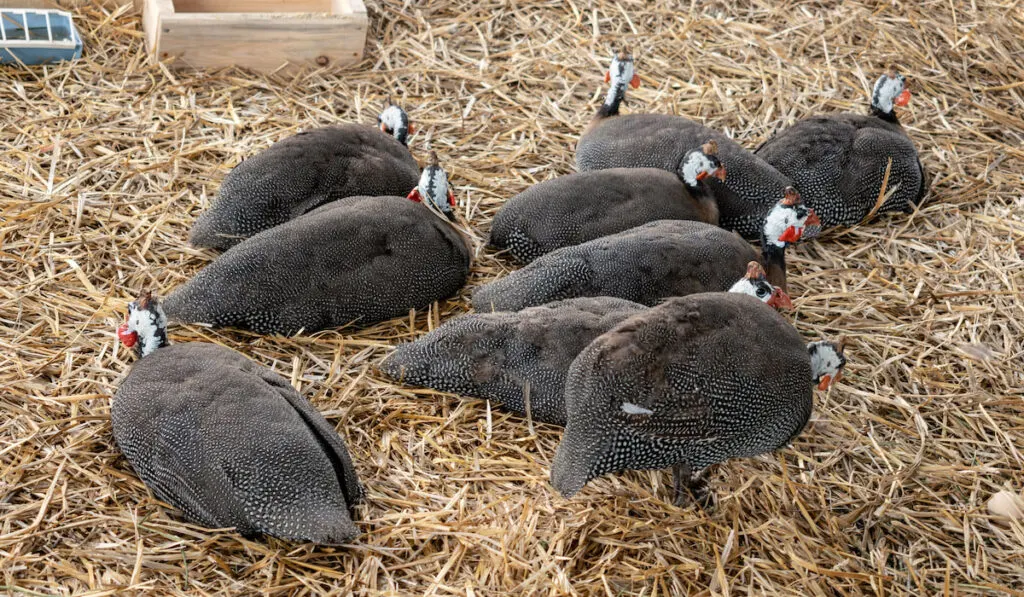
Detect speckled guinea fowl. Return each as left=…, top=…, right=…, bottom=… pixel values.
left=755, top=70, right=926, bottom=228
left=489, top=142, right=725, bottom=264
left=472, top=189, right=815, bottom=312
left=165, top=160, right=470, bottom=335
left=381, top=264, right=789, bottom=426
left=112, top=292, right=363, bottom=543
left=380, top=297, right=647, bottom=426
left=550, top=292, right=847, bottom=505
left=575, top=50, right=793, bottom=240
left=189, top=101, right=420, bottom=250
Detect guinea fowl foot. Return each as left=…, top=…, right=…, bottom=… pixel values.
left=671, top=463, right=715, bottom=510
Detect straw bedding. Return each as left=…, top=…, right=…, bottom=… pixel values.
left=2, top=0, right=1023, bottom=594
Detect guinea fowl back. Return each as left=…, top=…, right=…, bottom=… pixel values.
left=551, top=293, right=813, bottom=497
left=755, top=114, right=924, bottom=226
left=190, top=124, right=420, bottom=250
left=166, top=196, right=471, bottom=335
left=576, top=114, right=793, bottom=239
left=489, top=168, right=718, bottom=263
left=473, top=219, right=758, bottom=312
left=112, top=343, right=362, bottom=543
left=380, top=297, right=647, bottom=426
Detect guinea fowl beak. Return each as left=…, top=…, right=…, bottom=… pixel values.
left=695, top=171, right=708, bottom=182
left=714, top=166, right=727, bottom=181
left=895, top=89, right=912, bottom=107
left=805, top=210, right=821, bottom=227
left=818, top=370, right=842, bottom=391
left=767, top=288, right=793, bottom=310
left=379, top=122, right=389, bottom=134
left=117, top=323, right=138, bottom=348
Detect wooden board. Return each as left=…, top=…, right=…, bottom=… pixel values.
left=142, top=0, right=367, bottom=71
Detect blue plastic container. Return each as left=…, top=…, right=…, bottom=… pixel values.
left=0, top=9, right=82, bottom=65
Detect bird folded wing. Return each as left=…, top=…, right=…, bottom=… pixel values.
left=626, top=395, right=714, bottom=441
left=256, top=369, right=365, bottom=508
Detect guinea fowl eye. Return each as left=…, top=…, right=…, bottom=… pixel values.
left=756, top=287, right=768, bottom=297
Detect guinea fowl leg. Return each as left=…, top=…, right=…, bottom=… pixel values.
left=672, top=462, right=714, bottom=510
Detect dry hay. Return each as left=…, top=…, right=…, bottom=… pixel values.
left=2, top=0, right=1023, bottom=595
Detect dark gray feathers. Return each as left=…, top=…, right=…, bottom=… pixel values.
left=473, top=220, right=759, bottom=312
left=576, top=114, right=793, bottom=239
left=550, top=293, right=812, bottom=498
left=380, top=297, right=647, bottom=426
left=755, top=114, right=925, bottom=227
left=489, top=168, right=718, bottom=263
left=165, top=196, right=471, bottom=335
left=111, top=343, right=362, bottom=543
left=190, top=125, right=420, bottom=250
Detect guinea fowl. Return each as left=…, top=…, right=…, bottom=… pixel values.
left=755, top=69, right=926, bottom=228
left=575, top=50, right=793, bottom=240
left=165, top=155, right=471, bottom=335
left=472, top=188, right=815, bottom=312
left=489, top=142, right=725, bottom=264
left=381, top=263, right=789, bottom=426
left=189, top=100, right=421, bottom=250
left=550, top=292, right=847, bottom=506
left=111, top=291, right=363, bottom=543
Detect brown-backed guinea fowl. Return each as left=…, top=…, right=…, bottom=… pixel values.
left=755, top=69, right=926, bottom=229
left=575, top=50, right=793, bottom=240
left=489, top=142, right=725, bottom=264
left=381, top=263, right=789, bottom=426
left=550, top=292, right=847, bottom=506
left=472, top=188, right=815, bottom=313
left=111, top=291, right=363, bottom=543
left=189, top=100, right=420, bottom=250
left=165, top=154, right=471, bottom=335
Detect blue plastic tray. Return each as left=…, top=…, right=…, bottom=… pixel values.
left=0, top=9, right=82, bottom=65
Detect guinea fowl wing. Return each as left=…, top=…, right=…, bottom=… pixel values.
left=253, top=366, right=364, bottom=509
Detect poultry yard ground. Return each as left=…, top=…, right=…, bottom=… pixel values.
left=2, top=1, right=1023, bottom=595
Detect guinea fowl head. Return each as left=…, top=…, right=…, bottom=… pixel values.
left=808, top=337, right=847, bottom=390
left=871, top=68, right=911, bottom=119
left=407, top=151, right=457, bottom=222
left=117, top=290, right=168, bottom=358
left=377, top=98, right=414, bottom=146
left=680, top=140, right=727, bottom=188
left=605, top=48, right=640, bottom=90
left=762, top=187, right=820, bottom=248
left=728, top=261, right=793, bottom=310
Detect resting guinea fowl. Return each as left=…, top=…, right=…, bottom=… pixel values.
left=165, top=154, right=471, bottom=335
left=472, top=188, right=815, bottom=312
left=111, top=291, right=363, bottom=543
left=382, top=262, right=790, bottom=426
left=190, top=100, right=421, bottom=250
left=575, top=49, right=793, bottom=240
left=550, top=292, right=846, bottom=506
left=489, top=141, right=724, bottom=264
left=755, top=69, right=927, bottom=229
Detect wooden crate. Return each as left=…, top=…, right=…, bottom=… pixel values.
left=141, top=0, right=367, bottom=71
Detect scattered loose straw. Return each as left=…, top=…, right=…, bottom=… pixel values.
left=1, top=0, right=1022, bottom=594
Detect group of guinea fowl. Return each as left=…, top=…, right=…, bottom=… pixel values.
left=112, top=50, right=925, bottom=544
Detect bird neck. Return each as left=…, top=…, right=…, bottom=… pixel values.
left=686, top=179, right=721, bottom=225
left=598, top=82, right=627, bottom=118
left=760, top=242, right=788, bottom=292
left=870, top=105, right=900, bottom=125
